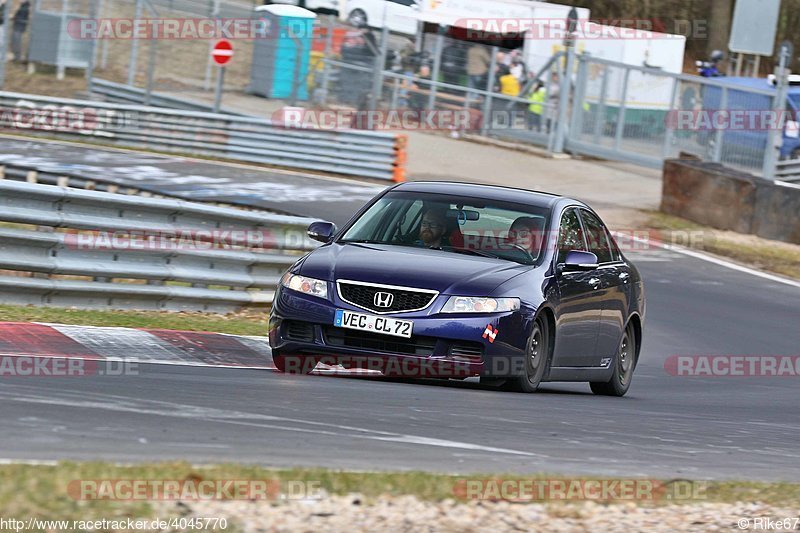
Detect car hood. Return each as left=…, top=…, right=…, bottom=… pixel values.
left=298, top=243, right=530, bottom=296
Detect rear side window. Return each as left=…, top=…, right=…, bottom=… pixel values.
left=580, top=209, right=613, bottom=264
left=557, top=208, right=586, bottom=264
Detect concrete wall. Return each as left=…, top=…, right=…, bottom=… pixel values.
left=661, top=159, right=800, bottom=244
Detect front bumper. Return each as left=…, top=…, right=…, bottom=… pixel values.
left=269, top=286, right=532, bottom=378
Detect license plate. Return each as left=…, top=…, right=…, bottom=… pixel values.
left=334, top=309, right=413, bottom=338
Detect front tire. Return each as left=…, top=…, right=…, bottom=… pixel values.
left=272, top=351, right=318, bottom=375
left=590, top=322, right=637, bottom=397
left=507, top=315, right=550, bottom=393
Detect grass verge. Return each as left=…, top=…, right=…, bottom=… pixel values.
left=644, top=211, right=800, bottom=280
left=1, top=462, right=799, bottom=522
left=0, top=304, right=269, bottom=337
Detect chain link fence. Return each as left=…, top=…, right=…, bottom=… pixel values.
left=4, top=0, right=797, bottom=181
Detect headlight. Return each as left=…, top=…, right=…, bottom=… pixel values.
left=441, top=296, right=520, bottom=313
left=281, top=273, right=328, bottom=299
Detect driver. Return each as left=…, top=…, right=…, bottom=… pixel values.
left=418, top=207, right=449, bottom=248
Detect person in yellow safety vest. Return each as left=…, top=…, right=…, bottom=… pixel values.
left=527, top=81, right=546, bottom=131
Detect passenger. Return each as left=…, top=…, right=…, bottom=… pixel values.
left=508, top=217, right=544, bottom=256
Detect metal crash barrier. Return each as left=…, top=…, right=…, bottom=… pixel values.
left=0, top=180, right=320, bottom=313
left=0, top=91, right=407, bottom=181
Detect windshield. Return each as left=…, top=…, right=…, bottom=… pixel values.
left=340, top=191, right=550, bottom=265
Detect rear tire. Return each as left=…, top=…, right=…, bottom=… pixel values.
left=507, top=315, right=550, bottom=393
left=590, top=322, right=637, bottom=397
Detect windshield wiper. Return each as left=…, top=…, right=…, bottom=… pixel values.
left=338, top=239, right=387, bottom=245
left=441, top=246, right=534, bottom=265
left=440, top=246, right=503, bottom=260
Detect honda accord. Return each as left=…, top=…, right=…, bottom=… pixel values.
left=269, top=182, right=645, bottom=395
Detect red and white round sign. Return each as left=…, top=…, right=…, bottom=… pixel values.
left=212, top=39, right=234, bottom=66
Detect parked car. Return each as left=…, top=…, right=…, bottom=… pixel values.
left=263, top=0, right=339, bottom=15
left=699, top=76, right=800, bottom=163
left=342, top=0, right=421, bottom=36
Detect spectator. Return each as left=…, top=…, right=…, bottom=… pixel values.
left=497, top=65, right=520, bottom=98
left=466, top=44, right=490, bottom=91
left=497, top=51, right=509, bottom=66
left=510, top=53, right=527, bottom=82
left=409, top=64, right=431, bottom=112
left=527, top=80, right=546, bottom=131
left=11, top=0, right=29, bottom=63
left=545, top=71, right=561, bottom=132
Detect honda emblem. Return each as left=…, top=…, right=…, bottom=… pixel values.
left=373, top=291, right=394, bottom=309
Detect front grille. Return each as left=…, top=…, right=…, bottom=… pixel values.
left=284, top=321, right=315, bottom=342
left=337, top=281, right=437, bottom=314
left=323, top=327, right=437, bottom=356
left=448, top=342, right=485, bottom=363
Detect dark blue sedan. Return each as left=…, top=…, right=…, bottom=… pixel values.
left=269, top=182, right=645, bottom=396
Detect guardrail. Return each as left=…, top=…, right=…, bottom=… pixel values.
left=775, top=158, right=800, bottom=183
left=0, top=162, right=179, bottom=197
left=0, top=91, right=407, bottom=181
left=90, top=79, right=246, bottom=116
left=0, top=180, right=320, bottom=313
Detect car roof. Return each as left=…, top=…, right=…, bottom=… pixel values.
left=392, top=181, right=576, bottom=210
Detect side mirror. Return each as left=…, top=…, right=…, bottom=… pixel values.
left=560, top=250, right=599, bottom=273
left=307, top=221, right=337, bottom=243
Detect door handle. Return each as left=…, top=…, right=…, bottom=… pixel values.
left=588, top=277, right=601, bottom=288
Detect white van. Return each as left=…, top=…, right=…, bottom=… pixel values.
left=342, top=0, right=421, bottom=35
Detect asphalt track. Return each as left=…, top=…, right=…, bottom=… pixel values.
left=1, top=137, right=799, bottom=481
left=0, top=136, right=382, bottom=225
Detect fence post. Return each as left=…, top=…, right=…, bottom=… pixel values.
left=0, top=0, right=10, bottom=87
left=144, top=37, right=158, bottom=105
left=427, top=29, right=445, bottom=111
left=86, top=0, right=99, bottom=94
left=569, top=54, right=588, bottom=144
left=480, top=46, right=499, bottom=137
left=128, top=0, right=143, bottom=85
left=318, top=17, right=334, bottom=106
left=592, top=66, right=609, bottom=144
left=370, top=25, right=390, bottom=110
left=763, top=43, right=793, bottom=180
left=613, top=67, right=631, bottom=151
left=55, top=0, right=70, bottom=80
left=203, top=0, right=221, bottom=91
left=553, top=24, right=576, bottom=154
left=711, top=87, right=727, bottom=163
left=662, top=77, right=679, bottom=159
left=98, top=0, right=108, bottom=69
